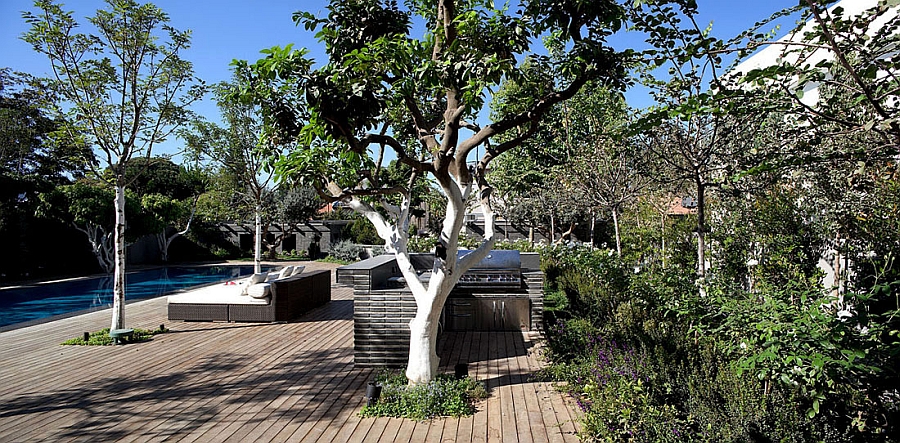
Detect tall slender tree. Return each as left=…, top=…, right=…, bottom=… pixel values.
left=23, top=0, right=205, bottom=331
left=181, top=78, right=288, bottom=273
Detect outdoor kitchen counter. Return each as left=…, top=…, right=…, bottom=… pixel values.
left=338, top=252, right=544, bottom=367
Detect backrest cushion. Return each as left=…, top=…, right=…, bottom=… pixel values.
left=249, top=272, right=268, bottom=284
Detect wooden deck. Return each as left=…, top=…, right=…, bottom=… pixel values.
left=0, top=262, right=582, bottom=442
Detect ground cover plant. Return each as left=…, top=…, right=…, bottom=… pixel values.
left=360, top=369, right=488, bottom=420
left=62, top=326, right=167, bottom=346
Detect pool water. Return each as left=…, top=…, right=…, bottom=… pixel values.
left=0, top=265, right=269, bottom=329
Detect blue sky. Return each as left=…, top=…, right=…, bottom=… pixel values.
left=1, top=0, right=797, bottom=159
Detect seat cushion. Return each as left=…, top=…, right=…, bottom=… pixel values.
left=247, top=282, right=272, bottom=299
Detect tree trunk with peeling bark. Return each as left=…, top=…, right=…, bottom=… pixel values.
left=110, top=181, right=127, bottom=331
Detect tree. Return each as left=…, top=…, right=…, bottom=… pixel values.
left=488, top=59, right=590, bottom=244
left=543, top=84, right=645, bottom=255
left=0, top=68, right=91, bottom=184
left=0, top=68, right=93, bottom=278
left=125, top=157, right=207, bottom=262
left=23, top=0, right=205, bottom=331
left=568, top=140, right=648, bottom=256
left=733, top=0, right=900, bottom=159
left=181, top=78, right=289, bottom=272
left=264, top=185, right=323, bottom=259
left=629, top=1, right=766, bottom=280
left=125, top=156, right=203, bottom=200
left=234, top=0, right=630, bottom=384
left=36, top=181, right=144, bottom=273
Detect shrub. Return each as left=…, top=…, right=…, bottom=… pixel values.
left=344, top=218, right=381, bottom=245
left=536, top=246, right=848, bottom=441
left=328, top=240, right=363, bottom=263
left=62, top=326, right=165, bottom=346
left=360, top=370, right=489, bottom=420
left=278, top=249, right=310, bottom=261
left=407, top=234, right=436, bottom=253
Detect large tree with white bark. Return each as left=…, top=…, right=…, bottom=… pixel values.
left=233, top=0, right=630, bottom=384
left=23, top=0, right=205, bottom=331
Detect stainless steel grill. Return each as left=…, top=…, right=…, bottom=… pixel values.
left=455, top=250, right=522, bottom=289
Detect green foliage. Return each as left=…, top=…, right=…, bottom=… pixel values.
left=36, top=181, right=148, bottom=241
left=541, top=245, right=632, bottom=324
left=328, top=240, right=363, bottom=263
left=125, top=157, right=206, bottom=200
left=61, top=326, right=165, bottom=346
left=277, top=249, right=310, bottom=261
left=22, top=0, right=205, bottom=169
left=0, top=68, right=91, bottom=182
left=406, top=234, right=437, bottom=253
left=539, top=239, right=900, bottom=440
left=360, top=370, right=488, bottom=420
left=343, top=217, right=381, bottom=245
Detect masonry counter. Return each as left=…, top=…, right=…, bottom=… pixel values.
left=337, top=251, right=544, bottom=367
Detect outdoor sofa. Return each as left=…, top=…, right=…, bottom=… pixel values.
left=167, top=267, right=331, bottom=323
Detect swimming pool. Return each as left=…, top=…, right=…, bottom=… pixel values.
left=0, top=265, right=271, bottom=329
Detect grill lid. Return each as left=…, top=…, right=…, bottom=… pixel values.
left=457, top=250, right=520, bottom=269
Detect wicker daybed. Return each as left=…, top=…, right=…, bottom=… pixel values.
left=167, top=269, right=331, bottom=323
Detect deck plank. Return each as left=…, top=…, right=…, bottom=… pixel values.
left=0, top=261, right=584, bottom=442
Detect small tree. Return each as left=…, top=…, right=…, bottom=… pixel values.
left=36, top=181, right=143, bottom=273
left=125, top=157, right=207, bottom=262
left=181, top=78, right=287, bottom=273
left=23, top=0, right=204, bottom=331
left=265, top=185, right=322, bottom=259
left=235, top=0, right=630, bottom=384
left=629, top=1, right=764, bottom=280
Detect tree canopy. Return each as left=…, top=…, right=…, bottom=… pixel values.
left=231, top=0, right=632, bottom=384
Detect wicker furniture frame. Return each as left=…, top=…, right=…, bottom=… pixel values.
left=168, top=269, right=331, bottom=323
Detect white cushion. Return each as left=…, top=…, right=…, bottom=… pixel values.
left=168, top=284, right=269, bottom=305
left=279, top=266, right=294, bottom=279
left=241, top=272, right=269, bottom=295
left=247, top=283, right=271, bottom=299
left=290, top=266, right=305, bottom=276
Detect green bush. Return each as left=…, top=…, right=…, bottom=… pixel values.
left=360, top=370, right=488, bottom=420
left=535, top=246, right=870, bottom=441
left=328, top=240, right=363, bottom=263
left=344, top=218, right=381, bottom=245
left=277, top=249, right=310, bottom=261
left=62, top=326, right=165, bottom=346
left=407, top=234, right=436, bottom=253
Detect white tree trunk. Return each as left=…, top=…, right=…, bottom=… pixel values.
left=75, top=223, right=114, bottom=273
left=337, top=177, right=496, bottom=385
left=590, top=212, right=596, bottom=250
left=157, top=199, right=197, bottom=262
left=110, top=184, right=127, bottom=331
left=612, top=208, right=622, bottom=257
left=156, top=232, right=168, bottom=262
left=254, top=205, right=262, bottom=274
left=550, top=214, right=556, bottom=243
